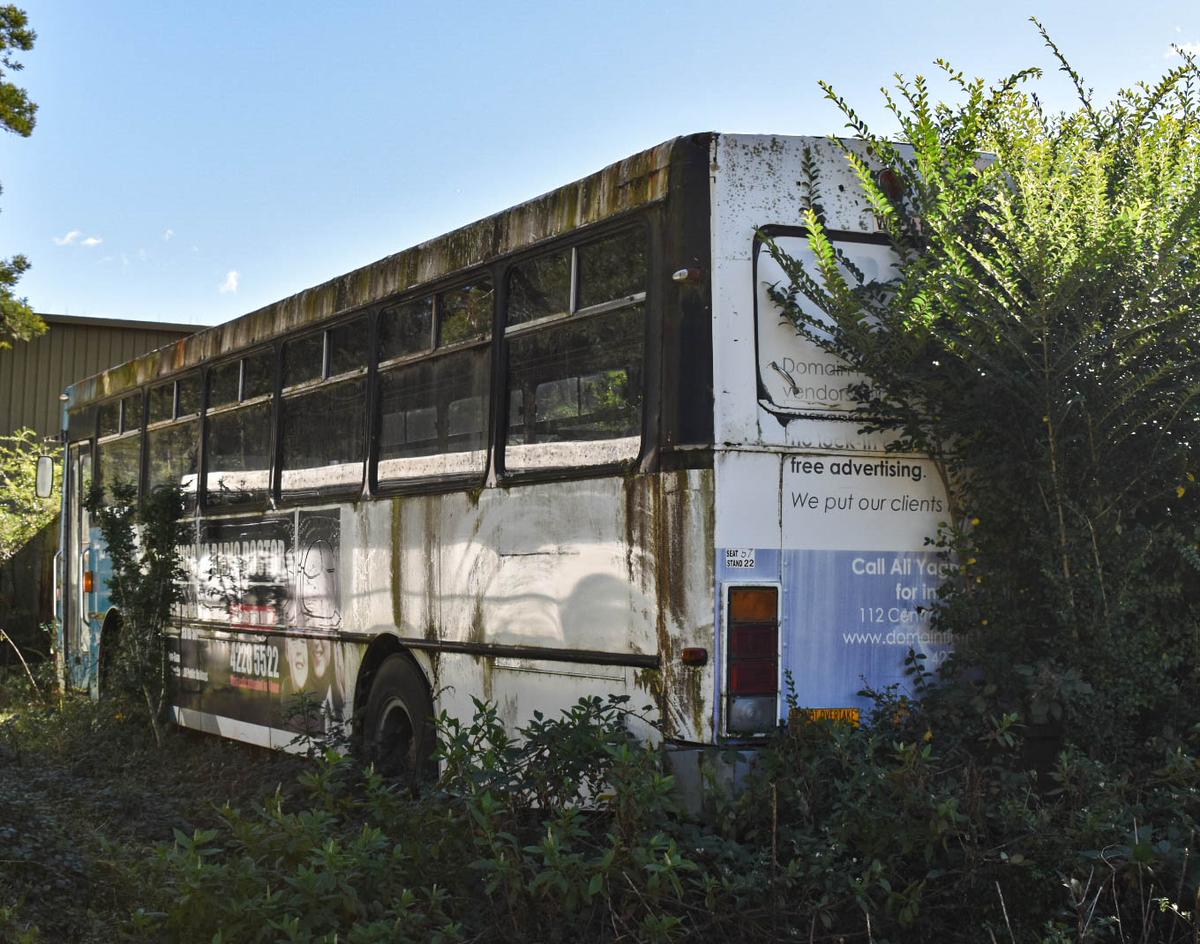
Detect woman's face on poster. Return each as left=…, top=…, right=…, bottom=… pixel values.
left=286, top=636, right=309, bottom=689
left=310, top=637, right=330, bottom=680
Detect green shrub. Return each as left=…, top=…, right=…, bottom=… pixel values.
left=126, top=688, right=1200, bottom=943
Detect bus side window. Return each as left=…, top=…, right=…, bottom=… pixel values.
left=376, top=347, right=489, bottom=482
left=279, top=378, right=366, bottom=496
left=206, top=400, right=273, bottom=506
left=205, top=350, right=275, bottom=507
left=95, top=422, right=141, bottom=505
left=503, top=228, right=646, bottom=473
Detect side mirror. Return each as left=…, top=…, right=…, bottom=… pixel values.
left=35, top=454, right=55, bottom=499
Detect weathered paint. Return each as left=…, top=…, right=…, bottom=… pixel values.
left=59, top=133, right=952, bottom=756
left=709, top=135, right=951, bottom=732
left=68, top=139, right=676, bottom=409
left=354, top=470, right=715, bottom=741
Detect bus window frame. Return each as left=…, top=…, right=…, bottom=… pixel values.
left=369, top=276, right=495, bottom=497
left=200, top=346, right=279, bottom=513
left=94, top=392, right=145, bottom=505
left=495, top=217, right=656, bottom=483
left=275, top=318, right=371, bottom=505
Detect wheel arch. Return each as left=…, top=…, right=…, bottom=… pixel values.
left=97, top=607, right=123, bottom=696
left=352, top=633, right=432, bottom=748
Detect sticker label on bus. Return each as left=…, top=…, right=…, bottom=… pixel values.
left=724, top=548, right=756, bottom=569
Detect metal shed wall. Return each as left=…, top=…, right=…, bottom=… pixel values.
left=0, top=314, right=197, bottom=440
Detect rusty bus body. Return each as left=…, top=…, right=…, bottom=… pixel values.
left=55, top=133, right=950, bottom=771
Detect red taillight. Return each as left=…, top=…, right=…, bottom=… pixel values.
left=726, top=586, right=779, bottom=733
left=729, top=624, right=776, bottom=659
left=730, top=661, right=777, bottom=695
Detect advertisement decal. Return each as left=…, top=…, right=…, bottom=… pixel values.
left=170, top=510, right=356, bottom=737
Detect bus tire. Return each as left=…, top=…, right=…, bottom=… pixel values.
left=363, top=654, right=435, bottom=781
left=98, top=611, right=123, bottom=699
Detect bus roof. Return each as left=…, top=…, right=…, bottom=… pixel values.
left=68, top=133, right=695, bottom=409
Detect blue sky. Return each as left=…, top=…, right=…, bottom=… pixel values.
left=3, top=1, right=1198, bottom=326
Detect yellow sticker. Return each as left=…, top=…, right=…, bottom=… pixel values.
left=789, top=707, right=861, bottom=726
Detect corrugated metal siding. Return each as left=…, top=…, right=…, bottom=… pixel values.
left=0, top=321, right=194, bottom=439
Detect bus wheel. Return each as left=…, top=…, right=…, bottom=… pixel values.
left=99, top=611, right=123, bottom=698
left=363, top=654, right=435, bottom=781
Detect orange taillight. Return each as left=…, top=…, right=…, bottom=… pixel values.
left=729, top=587, right=777, bottom=621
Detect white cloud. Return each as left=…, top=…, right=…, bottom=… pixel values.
left=54, top=229, right=104, bottom=247
left=1166, top=41, right=1200, bottom=58
left=162, top=228, right=174, bottom=241
left=218, top=270, right=239, bottom=294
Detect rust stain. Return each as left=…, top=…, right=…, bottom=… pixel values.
left=422, top=498, right=438, bottom=642
left=390, top=497, right=404, bottom=631
left=481, top=655, right=494, bottom=702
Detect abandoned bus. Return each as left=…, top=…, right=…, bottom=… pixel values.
left=54, top=133, right=951, bottom=776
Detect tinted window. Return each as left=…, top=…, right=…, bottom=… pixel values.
left=149, top=383, right=174, bottom=423
left=377, top=348, right=489, bottom=480
left=328, top=317, right=368, bottom=377
left=280, top=378, right=366, bottom=494
left=121, top=393, right=143, bottom=432
left=98, top=401, right=120, bottom=438
left=242, top=349, right=275, bottom=399
left=208, top=361, right=241, bottom=409
left=506, top=305, right=643, bottom=470
left=577, top=230, right=646, bottom=310
left=97, top=434, right=141, bottom=502
left=283, top=334, right=324, bottom=387
left=147, top=420, right=199, bottom=508
left=206, top=401, right=273, bottom=506
left=438, top=280, right=492, bottom=346
left=379, top=297, right=433, bottom=361
left=508, top=251, right=570, bottom=325
left=177, top=375, right=201, bottom=416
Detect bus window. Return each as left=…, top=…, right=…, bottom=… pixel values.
left=206, top=399, right=272, bottom=506
left=507, top=250, right=570, bottom=325
left=283, top=333, right=324, bottom=388
left=148, top=382, right=175, bottom=424
left=378, top=297, right=433, bottom=362
left=177, top=375, right=201, bottom=417
left=280, top=378, right=366, bottom=495
left=121, top=392, right=143, bottom=431
left=503, top=228, right=646, bottom=473
left=505, top=306, right=643, bottom=470
left=437, top=280, right=492, bottom=347
left=241, top=349, right=275, bottom=399
left=376, top=347, right=489, bottom=481
left=576, top=229, right=647, bottom=310
left=328, top=316, right=368, bottom=378
left=97, top=400, right=120, bottom=438
left=208, top=360, right=241, bottom=408
left=147, top=418, right=199, bottom=508
left=96, top=431, right=141, bottom=503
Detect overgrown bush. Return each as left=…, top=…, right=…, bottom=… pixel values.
left=127, top=689, right=1200, bottom=943
left=766, top=27, right=1200, bottom=763
left=84, top=481, right=188, bottom=746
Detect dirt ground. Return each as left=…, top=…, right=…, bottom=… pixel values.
left=0, top=693, right=307, bottom=942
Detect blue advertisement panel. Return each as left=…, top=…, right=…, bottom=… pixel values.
left=781, top=549, right=951, bottom=712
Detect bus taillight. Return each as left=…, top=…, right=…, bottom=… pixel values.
left=726, top=587, right=779, bottom=734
